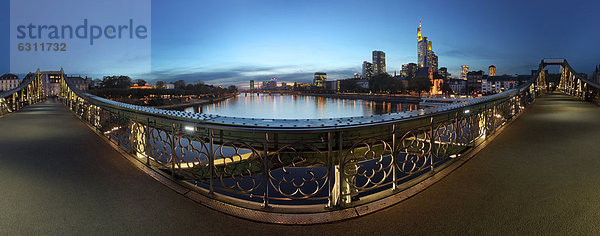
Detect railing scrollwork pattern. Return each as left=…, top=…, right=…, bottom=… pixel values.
left=54, top=58, right=600, bottom=214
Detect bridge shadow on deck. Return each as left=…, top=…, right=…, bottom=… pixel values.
left=1, top=93, right=600, bottom=234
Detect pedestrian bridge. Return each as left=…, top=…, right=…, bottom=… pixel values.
left=1, top=59, right=599, bottom=233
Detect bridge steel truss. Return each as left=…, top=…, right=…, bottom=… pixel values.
left=549, top=59, right=600, bottom=104
left=0, top=70, right=45, bottom=117
left=55, top=59, right=591, bottom=224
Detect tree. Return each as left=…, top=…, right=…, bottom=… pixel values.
left=174, top=80, right=186, bottom=89
left=227, top=85, right=238, bottom=92
left=339, top=79, right=367, bottom=92
left=91, top=78, right=102, bottom=89
left=367, top=73, right=405, bottom=94
left=100, top=75, right=132, bottom=89
left=155, top=81, right=165, bottom=89
left=133, top=79, right=147, bottom=85
left=409, top=76, right=433, bottom=97
left=441, top=81, right=453, bottom=95
left=116, top=76, right=132, bottom=88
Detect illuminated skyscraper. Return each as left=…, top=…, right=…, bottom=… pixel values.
left=431, top=53, right=438, bottom=72
left=313, top=72, right=326, bottom=87
left=417, top=20, right=438, bottom=72
left=250, top=80, right=254, bottom=90
left=439, top=67, right=448, bottom=79
left=417, top=21, right=426, bottom=68
left=489, top=65, right=496, bottom=76
left=362, top=61, right=373, bottom=78
left=372, top=51, right=386, bottom=75
left=460, top=65, right=469, bottom=80
left=262, top=78, right=277, bottom=90
left=401, top=63, right=418, bottom=78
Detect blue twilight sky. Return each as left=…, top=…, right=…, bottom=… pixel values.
left=2, top=0, right=600, bottom=88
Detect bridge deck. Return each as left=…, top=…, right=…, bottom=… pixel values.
left=1, top=93, right=600, bottom=234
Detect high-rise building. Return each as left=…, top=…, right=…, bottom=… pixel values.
left=250, top=80, right=254, bottom=90
left=362, top=61, right=373, bottom=78
left=460, top=65, right=469, bottom=80
left=313, top=72, right=326, bottom=87
left=417, top=20, right=438, bottom=72
left=372, top=51, right=386, bottom=75
left=401, top=63, right=418, bottom=78
left=431, top=53, right=438, bottom=73
left=489, top=65, right=496, bottom=76
left=439, top=67, right=448, bottom=79
left=262, top=78, right=277, bottom=90
left=417, top=20, right=426, bottom=67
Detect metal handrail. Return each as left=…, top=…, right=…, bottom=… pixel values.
left=0, top=71, right=45, bottom=116
left=0, top=73, right=35, bottom=99
left=63, top=75, right=533, bottom=132
left=58, top=59, right=596, bottom=222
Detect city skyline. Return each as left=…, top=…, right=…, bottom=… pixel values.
left=1, top=0, right=600, bottom=89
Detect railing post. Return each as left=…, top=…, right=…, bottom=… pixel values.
left=145, top=118, right=151, bottom=166
left=116, top=112, right=121, bottom=146
left=170, top=123, right=177, bottom=178
left=128, top=119, right=135, bottom=156
left=454, top=111, right=460, bottom=146
left=262, top=132, right=270, bottom=208
left=482, top=104, right=487, bottom=139
left=106, top=111, right=111, bottom=140
left=338, top=131, right=347, bottom=206
left=208, top=128, right=215, bottom=195
left=391, top=124, right=397, bottom=191
left=327, top=131, right=334, bottom=207
left=513, top=97, right=518, bottom=116
left=429, top=117, right=434, bottom=172
left=491, top=104, right=496, bottom=133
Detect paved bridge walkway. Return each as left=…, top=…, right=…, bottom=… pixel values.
left=1, top=93, right=599, bottom=235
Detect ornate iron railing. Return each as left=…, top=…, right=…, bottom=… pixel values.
left=0, top=59, right=591, bottom=222
left=554, top=59, right=600, bottom=104
left=0, top=71, right=45, bottom=117
left=63, top=57, right=600, bottom=218
left=59, top=74, right=542, bottom=214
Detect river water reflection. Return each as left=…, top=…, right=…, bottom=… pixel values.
left=184, top=93, right=418, bottom=119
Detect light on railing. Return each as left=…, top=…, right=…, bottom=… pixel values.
left=184, top=126, right=195, bottom=132
left=464, top=109, right=470, bottom=114
left=495, top=114, right=502, bottom=118
left=104, top=126, right=121, bottom=135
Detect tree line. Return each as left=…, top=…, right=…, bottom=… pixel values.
left=90, top=76, right=237, bottom=98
